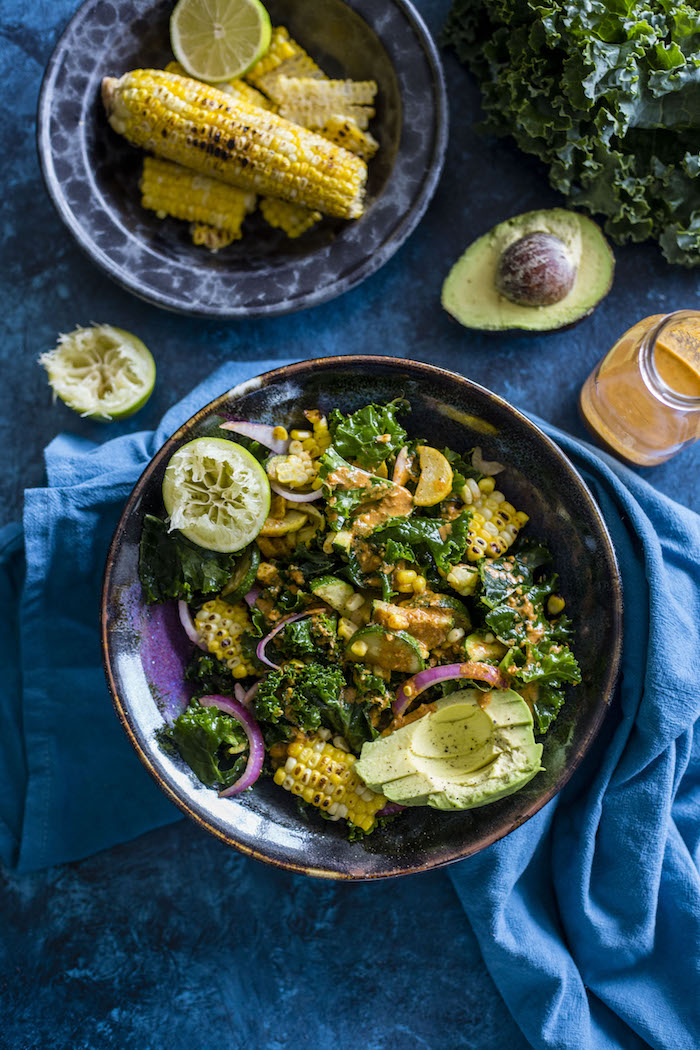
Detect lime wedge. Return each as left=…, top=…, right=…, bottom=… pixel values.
left=163, top=437, right=271, bottom=552
left=39, top=324, right=156, bottom=421
left=170, top=0, right=272, bottom=83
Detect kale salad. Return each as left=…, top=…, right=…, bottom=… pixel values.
left=140, top=399, right=581, bottom=836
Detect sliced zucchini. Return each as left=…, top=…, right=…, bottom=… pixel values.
left=332, top=530, right=353, bottom=553
left=220, top=544, right=261, bottom=602
left=310, top=575, right=370, bottom=625
left=345, top=624, right=426, bottom=674
left=310, top=576, right=355, bottom=612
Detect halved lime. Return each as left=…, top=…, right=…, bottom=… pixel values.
left=170, top=0, right=272, bottom=83
left=163, top=437, right=271, bottom=552
left=39, top=324, right=156, bottom=421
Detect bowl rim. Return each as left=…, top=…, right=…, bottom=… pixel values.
left=36, top=0, right=448, bottom=319
left=101, top=355, right=623, bottom=879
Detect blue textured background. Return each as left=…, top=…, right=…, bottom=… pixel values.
left=1, top=0, right=698, bottom=1046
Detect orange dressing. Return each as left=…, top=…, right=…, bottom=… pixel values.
left=580, top=312, right=700, bottom=466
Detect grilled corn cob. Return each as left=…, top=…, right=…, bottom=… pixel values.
left=458, top=476, right=529, bottom=562
left=102, top=69, right=367, bottom=219
left=318, top=115, right=379, bottom=161
left=245, top=25, right=325, bottom=101
left=141, top=156, right=255, bottom=242
left=165, top=61, right=276, bottom=110
left=273, top=729, right=386, bottom=832
left=194, top=600, right=256, bottom=678
left=259, top=196, right=321, bottom=238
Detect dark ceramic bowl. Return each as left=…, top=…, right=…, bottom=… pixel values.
left=102, top=357, right=622, bottom=879
left=37, top=0, right=447, bottom=317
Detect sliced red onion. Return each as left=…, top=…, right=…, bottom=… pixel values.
left=234, top=683, right=246, bottom=703
left=242, top=681, right=260, bottom=708
left=220, top=420, right=289, bottom=454
left=177, top=600, right=208, bottom=651
left=244, top=584, right=260, bottom=608
left=269, top=479, right=323, bottom=503
left=393, top=662, right=508, bottom=716
left=472, top=446, right=504, bottom=475
left=256, top=608, right=325, bottom=670
left=377, top=802, right=406, bottom=817
left=199, top=694, right=265, bottom=797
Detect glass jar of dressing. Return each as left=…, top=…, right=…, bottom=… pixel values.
left=579, top=310, right=700, bottom=466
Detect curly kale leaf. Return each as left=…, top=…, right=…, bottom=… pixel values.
left=185, top=651, right=238, bottom=699
left=275, top=613, right=339, bottom=661
left=168, top=701, right=248, bottom=789
left=442, top=0, right=700, bottom=266
left=138, top=514, right=238, bottom=604
left=370, top=511, right=473, bottom=575
left=253, top=662, right=376, bottom=752
left=319, top=447, right=392, bottom=531
left=328, top=398, right=409, bottom=470
left=532, top=682, right=568, bottom=735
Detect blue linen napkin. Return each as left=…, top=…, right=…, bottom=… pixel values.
left=1, top=360, right=698, bottom=1049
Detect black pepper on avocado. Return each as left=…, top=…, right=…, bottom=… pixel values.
left=442, top=208, right=614, bottom=332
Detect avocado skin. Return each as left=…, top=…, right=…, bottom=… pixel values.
left=441, top=208, right=614, bottom=333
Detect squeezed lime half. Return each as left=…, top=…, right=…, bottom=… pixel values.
left=39, top=324, right=156, bottom=421
left=170, top=0, right=271, bottom=82
left=162, top=437, right=271, bottom=552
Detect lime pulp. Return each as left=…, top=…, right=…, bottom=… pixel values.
left=162, top=437, right=271, bottom=552
left=170, top=0, right=272, bottom=83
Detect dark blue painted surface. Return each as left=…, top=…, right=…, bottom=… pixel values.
left=1, top=0, right=698, bottom=1045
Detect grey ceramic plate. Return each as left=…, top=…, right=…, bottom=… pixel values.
left=102, top=357, right=622, bottom=880
left=37, top=0, right=447, bottom=317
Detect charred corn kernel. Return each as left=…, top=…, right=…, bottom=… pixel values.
left=259, top=196, right=322, bottom=238
left=338, top=617, right=358, bottom=641
left=301, top=438, right=316, bottom=452
left=312, top=476, right=323, bottom=490
left=318, top=115, right=379, bottom=161
left=272, top=731, right=386, bottom=831
left=395, top=569, right=417, bottom=592
left=102, top=70, right=367, bottom=219
left=447, top=627, right=465, bottom=643
left=290, top=429, right=311, bottom=440
left=345, top=593, right=365, bottom=612
left=516, top=511, right=530, bottom=526
left=289, top=439, right=304, bottom=455
left=446, top=565, right=480, bottom=596
left=245, top=26, right=325, bottom=100
left=351, top=639, right=368, bottom=658
left=195, top=600, right=256, bottom=676
left=272, top=425, right=288, bottom=441
left=190, top=223, right=236, bottom=251
left=547, top=595, right=566, bottom=615
left=141, top=157, right=255, bottom=242
left=412, top=575, right=427, bottom=595
left=267, top=452, right=315, bottom=488
left=478, top=476, right=496, bottom=494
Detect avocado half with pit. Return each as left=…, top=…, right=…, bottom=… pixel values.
left=441, top=208, right=614, bottom=332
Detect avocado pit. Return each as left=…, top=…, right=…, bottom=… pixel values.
left=496, top=231, right=577, bottom=307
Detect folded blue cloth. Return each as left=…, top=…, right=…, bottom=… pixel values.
left=1, top=360, right=698, bottom=1050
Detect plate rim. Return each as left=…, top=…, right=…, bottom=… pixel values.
left=36, top=0, right=448, bottom=318
left=101, top=355, right=623, bottom=880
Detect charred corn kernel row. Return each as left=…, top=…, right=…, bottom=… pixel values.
left=273, top=730, right=386, bottom=831
left=267, top=450, right=316, bottom=487
left=276, top=77, right=377, bottom=131
left=141, top=157, right=255, bottom=240
left=164, top=61, right=276, bottom=110
left=194, top=600, right=256, bottom=678
left=318, top=116, right=379, bottom=161
left=458, top=475, right=529, bottom=560
left=102, top=69, right=367, bottom=220
left=245, top=26, right=325, bottom=100
left=190, top=223, right=237, bottom=251
left=259, top=196, right=321, bottom=238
